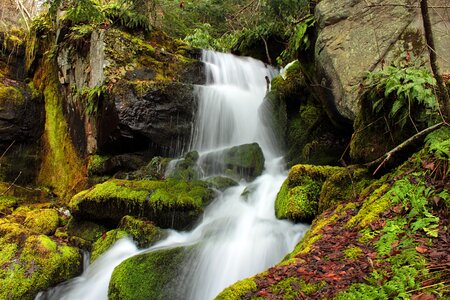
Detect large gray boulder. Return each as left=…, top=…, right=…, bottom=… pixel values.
left=314, top=0, right=449, bottom=120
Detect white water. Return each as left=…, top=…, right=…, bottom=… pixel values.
left=37, top=51, right=308, bottom=300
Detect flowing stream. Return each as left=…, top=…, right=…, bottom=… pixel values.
left=37, top=51, right=308, bottom=300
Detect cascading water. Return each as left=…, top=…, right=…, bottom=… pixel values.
left=37, top=51, right=308, bottom=300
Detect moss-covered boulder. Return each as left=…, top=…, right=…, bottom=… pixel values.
left=206, top=176, right=239, bottom=191
left=275, top=164, right=373, bottom=222
left=275, top=165, right=341, bottom=222
left=90, top=229, right=129, bottom=262
left=69, top=178, right=215, bottom=229
left=201, top=143, right=265, bottom=181
left=23, top=208, right=59, bottom=235
left=0, top=219, right=82, bottom=299
left=166, top=151, right=202, bottom=181
left=66, top=218, right=106, bottom=250
left=109, top=247, right=189, bottom=300
left=90, top=216, right=163, bottom=261
left=0, top=195, right=19, bottom=215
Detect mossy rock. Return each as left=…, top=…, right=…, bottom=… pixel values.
left=206, top=176, right=239, bottom=191
left=118, top=215, right=164, bottom=248
left=0, top=195, right=19, bottom=215
left=109, top=247, right=190, bottom=300
left=90, top=229, right=129, bottom=262
left=69, top=178, right=215, bottom=229
left=0, top=220, right=82, bottom=299
left=124, top=156, right=172, bottom=180
left=275, top=164, right=342, bottom=222
left=318, top=167, right=372, bottom=213
left=201, top=143, right=265, bottom=181
left=166, top=151, right=201, bottom=181
left=23, top=208, right=59, bottom=235
left=66, top=218, right=106, bottom=250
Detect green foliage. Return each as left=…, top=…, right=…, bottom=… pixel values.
left=74, top=84, right=106, bottom=116
left=277, top=14, right=315, bottom=65
left=363, top=66, right=439, bottom=129
left=424, top=126, right=450, bottom=162
left=63, top=0, right=105, bottom=24
left=102, top=1, right=151, bottom=31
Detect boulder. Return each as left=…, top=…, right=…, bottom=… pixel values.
left=69, top=178, right=215, bottom=229
left=90, top=216, right=164, bottom=261
left=109, top=247, right=190, bottom=300
left=200, top=143, right=265, bottom=181
left=166, top=151, right=202, bottom=181
left=0, top=219, right=82, bottom=299
left=275, top=165, right=339, bottom=222
left=314, top=0, right=449, bottom=120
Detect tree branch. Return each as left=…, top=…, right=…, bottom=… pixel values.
left=366, top=122, right=446, bottom=175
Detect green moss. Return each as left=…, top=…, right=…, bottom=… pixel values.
left=206, top=176, right=238, bottom=191
left=347, top=183, right=391, bottom=229
left=0, top=196, right=18, bottom=214
left=69, top=178, right=214, bottom=228
left=87, top=155, right=110, bottom=175
left=215, top=277, right=258, bottom=300
left=0, top=83, right=25, bottom=105
left=275, top=164, right=343, bottom=222
left=318, top=167, right=372, bottom=213
left=91, top=229, right=129, bottom=262
left=0, top=224, right=81, bottom=299
left=269, top=277, right=326, bottom=298
left=118, top=215, right=163, bottom=247
left=37, top=71, right=86, bottom=200
left=343, top=246, right=363, bottom=259
left=23, top=208, right=59, bottom=235
left=66, top=218, right=106, bottom=249
left=109, top=247, right=189, bottom=300
left=275, top=179, right=321, bottom=222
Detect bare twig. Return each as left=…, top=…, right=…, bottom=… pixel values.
left=0, top=140, right=15, bottom=161
left=366, top=122, right=446, bottom=174
left=1, top=171, right=22, bottom=195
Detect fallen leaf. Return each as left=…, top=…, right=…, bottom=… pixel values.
left=415, top=245, right=428, bottom=253
left=422, top=161, right=435, bottom=170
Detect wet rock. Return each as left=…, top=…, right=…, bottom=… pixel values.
left=166, top=151, right=202, bottom=181
left=90, top=215, right=164, bottom=261
left=69, top=178, right=215, bottom=229
left=200, top=143, right=265, bottom=181
left=109, top=247, right=190, bottom=300
left=206, top=176, right=239, bottom=191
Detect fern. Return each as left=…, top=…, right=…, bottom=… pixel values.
left=425, top=127, right=450, bottom=161
left=362, top=66, right=439, bottom=129
left=277, top=14, right=315, bottom=65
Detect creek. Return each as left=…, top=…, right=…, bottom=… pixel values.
left=36, top=51, right=308, bottom=300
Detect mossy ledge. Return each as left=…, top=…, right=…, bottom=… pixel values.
left=69, top=178, right=215, bottom=229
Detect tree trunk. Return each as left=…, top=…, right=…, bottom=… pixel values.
left=420, top=0, right=450, bottom=120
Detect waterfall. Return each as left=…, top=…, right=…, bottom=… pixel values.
left=37, top=51, right=308, bottom=300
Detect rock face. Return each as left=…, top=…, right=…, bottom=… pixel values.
left=56, top=28, right=205, bottom=157
left=0, top=32, right=45, bottom=184
left=314, top=0, right=449, bottom=120
left=69, top=178, right=215, bottom=229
